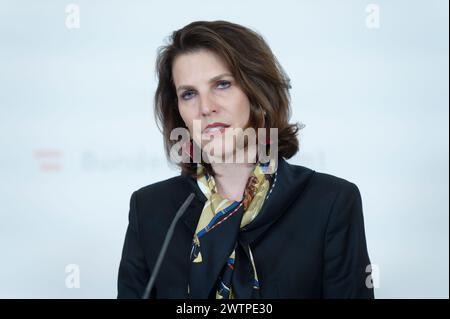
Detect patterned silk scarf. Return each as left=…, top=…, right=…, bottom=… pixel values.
left=189, top=158, right=277, bottom=299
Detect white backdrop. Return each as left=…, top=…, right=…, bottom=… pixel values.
left=0, top=0, right=448, bottom=298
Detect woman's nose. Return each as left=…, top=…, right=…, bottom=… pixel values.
left=199, top=93, right=217, bottom=116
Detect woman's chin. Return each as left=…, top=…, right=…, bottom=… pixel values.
left=202, top=147, right=257, bottom=164
left=199, top=144, right=233, bottom=163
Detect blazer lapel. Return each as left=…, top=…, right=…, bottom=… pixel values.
left=239, top=157, right=316, bottom=246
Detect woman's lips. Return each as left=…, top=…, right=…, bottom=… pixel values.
left=202, top=126, right=229, bottom=137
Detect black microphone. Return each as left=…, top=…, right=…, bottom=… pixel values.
left=142, top=192, right=195, bottom=299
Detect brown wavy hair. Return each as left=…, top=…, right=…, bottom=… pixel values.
left=154, top=20, right=301, bottom=177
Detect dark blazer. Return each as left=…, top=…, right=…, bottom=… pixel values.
left=117, top=157, right=374, bottom=299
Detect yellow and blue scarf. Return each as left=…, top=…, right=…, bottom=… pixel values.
left=189, top=158, right=277, bottom=299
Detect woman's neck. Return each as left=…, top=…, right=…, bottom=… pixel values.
left=210, top=162, right=256, bottom=201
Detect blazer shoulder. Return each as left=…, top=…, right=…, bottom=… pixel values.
left=310, top=171, right=359, bottom=194
left=131, top=175, right=189, bottom=210
left=134, top=175, right=184, bottom=196
left=288, top=161, right=360, bottom=197
left=308, top=172, right=362, bottom=213
left=126, top=175, right=196, bottom=229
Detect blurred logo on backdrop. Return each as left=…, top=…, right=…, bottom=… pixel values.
left=33, top=149, right=63, bottom=172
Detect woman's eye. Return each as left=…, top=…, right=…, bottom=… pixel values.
left=180, top=81, right=230, bottom=100
left=217, top=80, right=231, bottom=89
left=181, top=90, right=196, bottom=100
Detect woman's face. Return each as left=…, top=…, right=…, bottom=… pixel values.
left=172, top=49, right=251, bottom=162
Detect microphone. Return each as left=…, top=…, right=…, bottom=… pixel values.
left=142, top=192, right=195, bottom=299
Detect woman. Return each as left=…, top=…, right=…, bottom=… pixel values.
left=117, top=20, right=374, bottom=299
